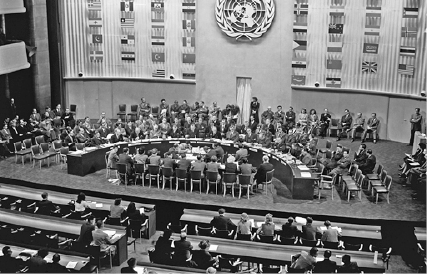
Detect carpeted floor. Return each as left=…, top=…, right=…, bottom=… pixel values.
left=0, top=137, right=425, bottom=224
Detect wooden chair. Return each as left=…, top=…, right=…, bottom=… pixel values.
left=366, top=164, right=383, bottom=181
left=369, top=169, right=388, bottom=195
left=222, top=173, right=237, bottom=197
left=59, top=147, right=69, bottom=169
left=346, top=174, right=363, bottom=202
left=127, top=105, right=138, bottom=121
left=52, top=140, right=62, bottom=163
left=135, top=163, right=145, bottom=186
left=328, top=118, right=340, bottom=137
left=162, top=167, right=174, bottom=190
left=319, top=140, right=332, bottom=155
left=35, top=135, right=46, bottom=145
left=148, top=164, right=160, bottom=188
left=206, top=171, right=220, bottom=194
left=151, top=106, right=160, bottom=119
left=116, top=163, right=128, bottom=187
left=175, top=168, right=188, bottom=191
left=237, top=174, right=253, bottom=199
left=373, top=175, right=392, bottom=204
left=14, top=141, right=31, bottom=166
left=263, top=169, right=275, bottom=195
left=129, top=219, right=149, bottom=244
left=117, top=104, right=127, bottom=121
left=317, top=173, right=338, bottom=200
left=70, top=104, right=77, bottom=118
left=105, top=152, right=117, bottom=179
left=40, top=143, right=56, bottom=165
left=190, top=170, right=203, bottom=193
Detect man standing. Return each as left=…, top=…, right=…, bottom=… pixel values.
left=274, top=105, right=285, bottom=125
left=409, top=108, right=422, bottom=146
left=319, top=109, right=331, bottom=138
left=362, top=113, right=379, bottom=144
left=261, top=106, right=274, bottom=124
left=350, top=113, right=365, bottom=142
left=284, top=106, right=296, bottom=130
left=337, top=109, right=352, bottom=141
left=139, top=97, right=151, bottom=118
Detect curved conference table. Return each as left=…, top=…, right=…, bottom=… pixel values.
left=67, top=138, right=316, bottom=200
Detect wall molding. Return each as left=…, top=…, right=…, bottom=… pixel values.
left=64, top=77, right=196, bottom=85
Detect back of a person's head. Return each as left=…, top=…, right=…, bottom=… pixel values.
left=342, top=254, right=351, bottom=264
left=127, top=202, right=136, bottom=213
left=307, top=217, right=313, bottom=224
left=114, top=198, right=122, bottom=206
left=77, top=192, right=86, bottom=203
left=87, top=215, right=95, bottom=222
left=265, top=213, right=273, bottom=223
left=324, top=220, right=331, bottom=227
left=262, top=155, right=269, bottom=163
left=96, top=219, right=103, bottom=229
left=309, top=247, right=318, bottom=256
left=163, top=229, right=172, bottom=239
left=218, top=208, right=225, bottom=215
left=52, top=253, right=61, bottom=263
left=41, top=192, right=48, bottom=199
left=211, top=156, right=217, bottom=162
left=123, top=147, right=129, bottom=154
left=127, top=257, right=137, bottom=268
left=241, top=158, right=248, bottom=164
left=197, top=155, right=202, bottom=160
left=38, top=249, right=49, bottom=258
left=367, top=149, right=372, bottom=154
left=324, top=250, right=332, bottom=258
left=138, top=148, right=145, bottom=154
left=198, top=240, right=209, bottom=250
left=180, top=232, right=187, bottom=239
left=288, top=217, right=294, bottom=224
left=2, top=246, right=10, bottom=256
left=206, top=267, right=217, bottom=274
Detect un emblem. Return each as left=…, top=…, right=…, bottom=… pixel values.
left=215, top=0, right=275, bottom=40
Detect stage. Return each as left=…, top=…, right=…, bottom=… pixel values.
left=0, top=137, right=425, bottom=229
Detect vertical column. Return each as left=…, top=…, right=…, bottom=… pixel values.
left=27, top=0, right=51, bottom=110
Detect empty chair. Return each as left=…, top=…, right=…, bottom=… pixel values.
left=345, top=174, right=363, bottom=202
left=40, top=143, right=57, bottom=164
left=127, top=105, right=139, bottom=121
left=129, top=219, right=149, bottom=244
left=134, top=163, right=145, bottom=185
left=151, top=106, right=159, bottom=119
left=117, top=104, right=127, bottom=121
left=196, top=225, right=213, bottom=236
left=373, top=175, right=392, bottom=204
left=317, top=173, right=337, bottom=200
left=116, top=163, right=128, bottom=187
left=263, top=169, right=275, bottom=195
left=35, top=135, right=46, bottom=145
left=222, top=173, right=237, bottom=197
left=148, top=164, right=160, bottom=188
left=190, top=170, right=203, bottom=193
left=167, top=223, right=188, bottom=234
left=320, top=140, right=332, bottom=154
left=237, top=174, right=253, bottom=199
left=366, top=164, right=383, bottom=181
left=369, top=169, right=388, bottom=195
left=70, top=104, right=77, bottom=118
left=14, top=141, right=32, bottom=166
left=162, top=167, right=174, bottom=190
left=31, top=145, right=50, bottom=169
left=206, top=171, right=220, bottom=194
left=52, top=140, right=62, bottom=162
left=175, top=168, right=188, bottom=191
left=369, top=245, right=392, bottom=269
left=328, top=118, right=340, bottom=137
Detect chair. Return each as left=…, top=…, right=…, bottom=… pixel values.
left=135, top=163, right=145, bottom=186
left=373, top=175, right=392, bottom=204
left=117, top=104, right=127, bottom=121
left=236, top=233, right=252, bottom=241
left=343, top=243, right=363, bottom=251
left=345, top=174, right=363, bottom=202
left=175, top=168, right=188, bottom=191
left=223, top=173, right=237, bottom=197
left=148, top=164, right=160, bottom=188
left=88, top=244, right=113, bottom=269
left=151, top=106, right=159, bottom=119
left=366, top=164, right=383, bottom=181
left=105, top=152, right=117, bottom=179
left=52, top=140, right=62, bottom=163
left=106, top=217, right=128, bottom=226
left=167, top=223, right=188, bottom=233
left=59, top=147, right=69, bottom=169
left=237, top=174, right=253, bottom=199
left=321, top=241, right=340, bottom=249
left=129, top=219, right=149, bottom=243
left=116, top=163, right=128, bottom=187
left=14, top=141, right=32, bottom=166
left=76, top=143, right=85, bottom=151
left=35, top=135, right=46, bottom=145
left=195, top=225, right=213, bottom=236
left=277, top=235, right=298, bottom=245
left=319, top=140, right=332, bottom=154
left=40, top=143, right=57, bottom=164
left=328, top=118, right=340, bottom=137
left=214, top=229, right=234, bottom=239
left=127, top=105, right=139, bottom=121
left=300, top=238, right=320, bottom=247
left=31, top=145, right=49, bottom=169
left=206, top=171, right=220, bottom=194
left=190, top=170, right=203, bottom=193
left=70, top=104, right=77, bottom=118
left=369, top=169, right=388, bottom=195
left=162, top=167, right=174, bottom=190
left=70, top=240, right=88, bottom=253
left=324, top=149, right=332, bottom=160
left=218, top=256, right=242, bottom=273
left=369, top=245, right=392, bottom=269
left=263, top=169, right=275, bottom=195
left=258, top=235, right=274, bottom=244
left=317, top=174, right=337, bottom=200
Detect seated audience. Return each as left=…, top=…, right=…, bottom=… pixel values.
left=359, top=149, right=376, bottom=174
left=90, top=130, right=106, bottom=146
left=301, top=217, right=319, bottom=241
left=256, top=213, right=275, bottom=236
left=47, top=253, right=70, bottom=273
left=328, top=150, right=351, bottom=176
left=337, top=109, right=352, bottom=141
left=110, top=198, right=125, bottom=219
left=281, top=217, right=301, bottom=239
left=354, top=143, right=367, bottom=164
left=350, top=113, right=365, bottom=142
left=111, top=128, right=124, bottom=143
left=77, top=215, right=96, bottom=246
left=338, top=254, right=360, bottom=273
left=291, top=247, right=318, bottom=272
left=192, top=240, right=218, bottom=270
left=226, top=124, right=239, bottom=142
left=210, top=208, right=236, bottom=231
left=235, top=143, right=248, bottom=161
left=121, top=257, right=138, bottom=273
left=177, top=153, right=192, bottom=171
left=92, top=219, right=117, bottom=254
left=362, top=113, right=379, bottom=143
left=313, top=250, right=336, bottom=273
left=224, top=155, right=239, bottom=174
left=254, top=155, right=274, bottom=187
left=236, top=212, right=253, bottom=236
left=118, top=147, right=135, bottom=177
left=28, top=248, right=49, bottom=273
left=321, top=220, right=341, bottom=243
left=172, top=232, right=193, bottom=267
left=75, top=192, right=91, bottom=213
left=35, top=192, right=59, bottom=216
left=0, top=246, right=24, bottom=273
left=148, top=148, right=161, bottom=165
left=153, top=229, right=173, bottom=264
left=162, top=152, right=176, bottom=170
left=126, top=202, right=146, bottom=221
left=134, top=147, right=148, bottom=164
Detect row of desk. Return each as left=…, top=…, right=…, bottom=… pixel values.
left=0, top=208, right=128, bottom=266
left=170, top=233, right=386, bottom=272
left=67, top=138, right=317, bottom=200
left=0, top=183, right=157, bottom=239
left=180, top=209, right=382, bottom=241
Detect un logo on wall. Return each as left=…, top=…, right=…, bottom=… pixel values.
left=215, top=0, right=275, bottom=40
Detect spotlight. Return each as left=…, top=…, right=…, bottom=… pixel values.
left=421, top=90, right=426, bottom=97
left=314, top=82, right=320, bottom=87
left=169, top=74, right=175, bottom=80
left=78, top=72, right=83, bottom=77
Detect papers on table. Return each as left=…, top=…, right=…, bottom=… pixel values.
left=19, top=249, right=37, bottom=256
left=139, top=208, right=145, bottom=214
left=103, top=230, right=116, bottom=238
left=295, top=217, right=307, bottom=225
left=409, top=162, right=420, bottom=166
left=111, top=234, right=121, bottom=241
left=319, top=226, right=327, bottom=231
left=66, top=261, right=78, bottom=269
left=95, top=203, right=103, bottom=208
left=300, top=172, right=312, bottom=178
left=295, top=160, right=302, bottom=165
left=315, top=256, right=324, bottom=262
left=319, top=226, right=342, bottom=232
left=209, top=244, right=219, bottom=251
left=298, top=165, right=310, bottom=171
left=134, top=266, right=147, bottom=274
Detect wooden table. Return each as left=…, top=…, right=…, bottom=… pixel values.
left=67, top=139, right=316, bottom=200
left=0, top=183, right=157, bottom=239
left=180, top=209, right=382, bottom=241
left=0, top=208, right=128, bottom=266
left=1, top=243, right=92, bottom=272
left=171, top=234, right=385, bottom=272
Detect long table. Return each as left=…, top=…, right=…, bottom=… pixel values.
left=180, top=209, right=382, bottom=242
left=67, top=139, right=316, bottom=200
left=171, top=234, right=385, bottom=272
left=0, top=208, right=128, bottom=266
left=1, top=243, right=92, bottom=272
left=0, top=183, right=157, bottom=239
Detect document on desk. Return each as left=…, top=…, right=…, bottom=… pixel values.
left=95, top=203, right=103, bottom=208
left=103, top=230, right=116, bottom=237
left=139, top=208, right=145, bottom=214
left=111, top=234, right=121, bottom=241
left=209, top=244, right=219, bottom=251
left=66, top=261, right=78, bottom=269
left=298, top=165, right=310, bottom=171
left=295, top=217, right=307, bottom=225
left=300, top=172, right=312, bottom=178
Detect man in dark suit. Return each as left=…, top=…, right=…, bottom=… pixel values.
left=119, top=147, right=135, bottom=177
left=284, top=106, right=296, bottom=130
left=210, top=208, right=236, bottom=231
left=254, top=155, right=274, bottom=186
left=362, top=113, right=379, bottom=144
left=281, top=217, right=301, bottom=239
left=235, top=144, right=248, bottom=161
left=301, top=217, right=318, bottom=241
left=213, top=143, right=225, bottom=160
left=409, top=107, right=422, bottom=146
left=177, top=154, right=192, bottom=171
left=111, top=128, right=124, bottom=143
left=162, top=152, right=176, bottom=169
left=35, top=192, right=59, bottom=216
left=61, top=108, right=75, bottom=128
left=47, top=254, right=70, bottom=273
left=359, top=149, right=376, bottom=175
left=337, top=109, right=352, bottom=141
left=77, top=215, right=96, bottom=246
left=172, top=232, right=193, bottom=266
left=262, top=118, right=275, bottom=136
left=245, top=128, right=258, bottom=143
left=248, top=115, right=258, bottom=132
left=121, top=257, right=138, bottom=273
left=319, top=108, right=331, bottom=138
left=354, top=143, right=367, bottom=164
left=338, top=255, right=359, bottom=273
left=0, top=246, right=24, bottom=273
left=314, top=250, right=337, bottom=273
left=90, top=130, right=106, bottom=146
left=28, top=248, right=49, bottom=273
left=226, top=124, right=240, bottom=142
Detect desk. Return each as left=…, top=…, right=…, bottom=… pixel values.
left=0, top=208, right=128, bottom=266
left=0, top=243, right=91, bottom=272
left=181, top=209, right=382, bottom=241
left=413, top=131, right=427, bottom=155
left=0, top=183, right=156, bottom=239
left=67, top=139, right=316, bottom=200
left=171, top=234, right=385, bottom=272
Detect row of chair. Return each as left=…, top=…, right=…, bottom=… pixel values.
left=117, top=104, right=161, bottom=122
